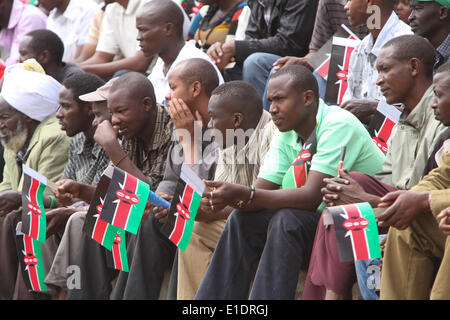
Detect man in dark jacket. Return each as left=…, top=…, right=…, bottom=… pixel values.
left=206, top=0, right=318, bottom=81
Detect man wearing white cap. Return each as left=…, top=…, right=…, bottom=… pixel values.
left=0, top=61, right=69, bottom=299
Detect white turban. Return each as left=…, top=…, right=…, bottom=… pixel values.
left=0, top=62, right=62, bottom=122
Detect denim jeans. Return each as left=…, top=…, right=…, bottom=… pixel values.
left=243, top=52, right=328, bottom=111
left=354, top=234, right=387, bottom=300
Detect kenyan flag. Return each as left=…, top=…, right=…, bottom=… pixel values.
left=20, top=234, right=48, bottom=292
left=282, top=130, right=317, bottom=189
left=329, top=202, right=381, bottom=262
left=161, top=164, right=205, bottom=251
left=83, top=175, right=120, bottom=250
left=99, top=167, right=150, bottom=234
left=111, top=229, right=129, bottom=272
left=21, top=165, right=47, bottom=242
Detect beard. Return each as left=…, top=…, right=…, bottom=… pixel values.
left=0, top=119, right=28, bottom=154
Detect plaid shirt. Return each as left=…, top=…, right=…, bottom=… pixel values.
left=435, top=33, right=450, bottom=73
left=121, top=103, right=173, bottom=192
left=63, top=133, right=110, bottom=185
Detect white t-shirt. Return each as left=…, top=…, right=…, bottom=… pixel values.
left=148, top=40, right=224, bottom=105
left=46, top=0, right=98, bottom=62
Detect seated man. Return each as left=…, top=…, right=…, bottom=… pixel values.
left=378, top=61, right=450, bottom=300
left=195, top=65, right=385, bottom=300
left=47, top=71, right=174, bottom=299
left=137, top=0, right=223, bottom=105
left=0, top=0, right=47, bottom=66
left=176, top=80, right=276, bottom=299
left=18, top=29, right=83, bottom=83
left=313, top=35, right=446, bottom=300
left=0, top=72, right=109, bottom=300
left=79, top=0, right=191, bottom=79
left=340, top=0, right=411, bottom=125
left=40, top=0, right=98, bottom=62
left=0, top=61, right=69, bottom=299
left=109, top=58, right=221, bottom=300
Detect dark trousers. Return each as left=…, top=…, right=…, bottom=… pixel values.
left=110, top=214, right=176, bottom=300
left=195, top=207, right=319, bottom=300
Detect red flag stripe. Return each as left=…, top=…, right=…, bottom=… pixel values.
left=169, top=185, right=194, bottom=245
left=377, top=117, right=396, bottom=142
left=92, top=216, right=109, bottom=244
left=112, top=174, right=138, bottom=229
left=337, top=45, right=354, bottom=104
left=343, top=205, right=369, bottom=260
left=23, top=235, right=41, bottom=291
left=112, top=235, right=123, bottom=270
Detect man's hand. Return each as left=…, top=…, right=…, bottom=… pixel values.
left=207, top=41, right=235, bottom=71
left=377, top=191, right=431, bottom=230
left=321, top=170, right=378, bottom=207
left=151, top=192, right=173, bottom=224
left=0, top=191, right=22, bottom=217
left=55, top=179, right=81, bottom=206
left=93, top=120, right=119, bottom=148
left=437, top=207, right=450, bottom=236
left=340, top=99, right=378, bottom=125
left=46, top=207, right=78, bottom=238
left=273, top=56, right=313, bottom=72
left=201, top=180, right=248, bottom=212
left=168, top=97, right=203, bottom=140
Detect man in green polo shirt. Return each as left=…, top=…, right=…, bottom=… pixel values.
left=194, top=65, right=384, bottom=300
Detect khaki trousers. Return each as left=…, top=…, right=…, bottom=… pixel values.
left=177, top=219, right=227, bottom=300
left=381, top=212, right=450, bottom=299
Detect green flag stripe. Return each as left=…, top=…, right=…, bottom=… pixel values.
left=357, top=203, right=381, bottom=259
left=177, top=192, right=202, bottom=251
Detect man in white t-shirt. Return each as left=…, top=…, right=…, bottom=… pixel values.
left=138, top=0, right=224, bottom=104
left=41, top=0, right=98, bottom=62
left=79, top=0, right=192, bottom=79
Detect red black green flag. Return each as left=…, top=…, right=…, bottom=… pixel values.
left=98, top=167, right=150, bottom=235
left=21, top=165, right=47, bottom=242
left=84, top=174, right=130, bottom=272
left=324, top=36, right=360, bottom=105
left=16, top=221, right=48, bottom=292
left=83, top=174, right=120, bottom=250
left=281, top=130, right=317, bottom=189
left=161, top=164, right=205, bottom=251
left=329, top=202, right=382, bottom=262
left=368, top=99, right=401, bottom=155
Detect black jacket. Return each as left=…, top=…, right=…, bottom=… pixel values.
left=234, top=0, right=318, bottom=64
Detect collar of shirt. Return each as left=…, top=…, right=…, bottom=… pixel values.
left=436, top=33, right=450, bottom=63
left=6, top=0, right=25, bottom=30
left=368, top=11, right=402, bottom=57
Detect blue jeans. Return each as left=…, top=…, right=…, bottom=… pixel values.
left=243, top=52, right=327, bottom=111
left=354, top=234, right=386, bottom=300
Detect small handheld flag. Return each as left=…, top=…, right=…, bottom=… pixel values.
left=161, top=164, right=205, bottom=251
left=99, top=167, right=150, bottom=234
left=329, top=202, right=382, bottom=262
left=16, top=222, right=48, bottom=292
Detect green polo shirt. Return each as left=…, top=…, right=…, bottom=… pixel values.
left=258, top=99, right=385, bottom=185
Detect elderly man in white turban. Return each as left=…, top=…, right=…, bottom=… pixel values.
left=0, top=60, right=69, bottom=299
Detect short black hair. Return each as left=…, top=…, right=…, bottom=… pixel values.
left=109, top=72, right=157, bottom=108
left=270, top=65, right=319, bottom=103
left=25, top=29, right=65, bottom=63
left=141, top=0, right=184, bottom=39
left=382, top=34, right=436, bottom=78
left=173, top=58, right=220, bottom=97
left=62, top=73, right=105, bottom=107
left=210, top=80, right=263, bottom=124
